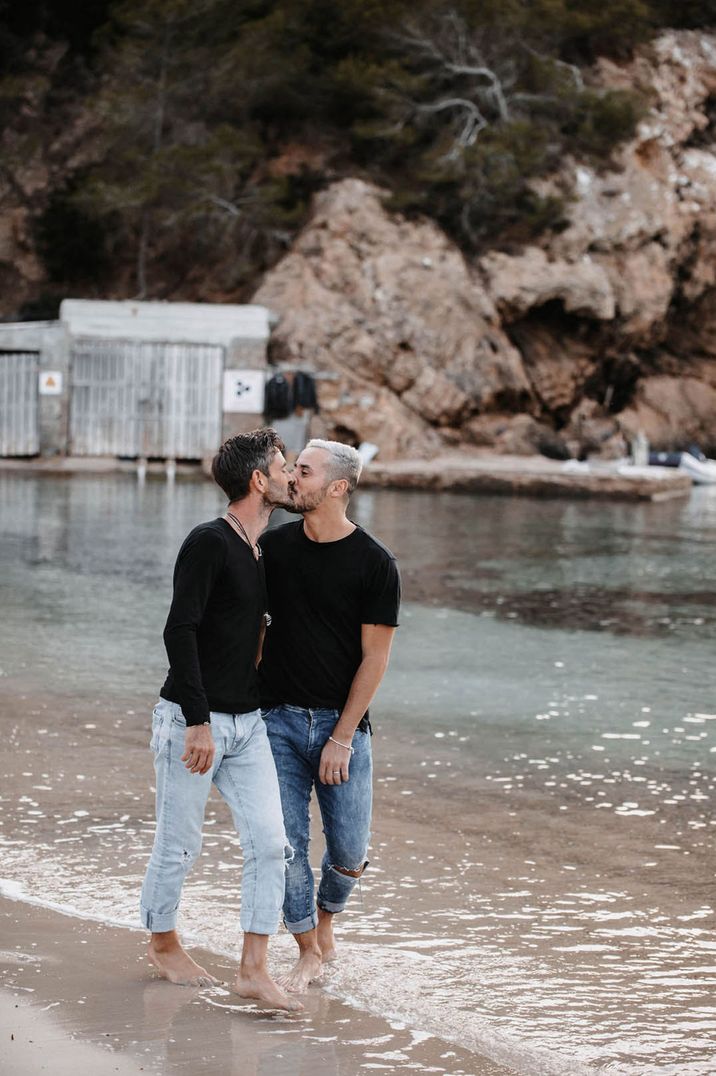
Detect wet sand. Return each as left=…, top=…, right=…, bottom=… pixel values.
left=0, top=987, right=147, bottom=1075
left=0, top=894, right=506, bottom=1076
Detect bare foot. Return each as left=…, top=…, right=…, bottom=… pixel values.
left=277, top=949, right=323, bottom=993
left=317, top=911, right=337, bottom=963
left=233, top=967, right=304, bottom=1012
left=148, top=935, right=219, bottom=987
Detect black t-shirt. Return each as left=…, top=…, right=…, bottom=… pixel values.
left=160, top=518, right=266, bottom=725
left=258, top=522, right=401, bottom=722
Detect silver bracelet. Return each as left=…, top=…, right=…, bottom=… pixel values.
left=329, top=735, right=354, bottom=754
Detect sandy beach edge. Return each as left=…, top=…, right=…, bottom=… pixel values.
left=0, top=892, right=509, bottom=1076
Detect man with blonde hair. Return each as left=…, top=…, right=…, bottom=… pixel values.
left=259, top=438, right=401, bottom=992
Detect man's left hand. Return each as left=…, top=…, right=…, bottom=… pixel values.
left=319, top=737, right=352, bottom=785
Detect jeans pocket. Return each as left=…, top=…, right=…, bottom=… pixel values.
left=149, top=709, right=165, bottom=752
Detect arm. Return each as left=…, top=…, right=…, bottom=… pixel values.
left=255, top=616, right=266, bottom=669
left=318, top=623, right=396, bottom=785
left=163, top=529, right=224, bottom=774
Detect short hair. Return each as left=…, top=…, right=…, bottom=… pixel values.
left=212, top=427, right=285, bottom=502
left=306, top=438, right=363, bottom=494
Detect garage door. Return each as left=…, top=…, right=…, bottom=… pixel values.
left=70, top=338, right=223, bottom=458
left=0, top=351, right=39, bottom=456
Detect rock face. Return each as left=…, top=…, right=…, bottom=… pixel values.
left=618, top=376, right=716, bottom=448
left=254, top=179, right=530, bottom=458
left=255, top=30, right=716, bottom=459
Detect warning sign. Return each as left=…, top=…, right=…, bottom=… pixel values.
left=223, top=370, right=265, bottom=414
left=39, top=371, right=63, bottom=395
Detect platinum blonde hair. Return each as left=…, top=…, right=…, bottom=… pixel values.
left=306, top=438, right=363, bottom=494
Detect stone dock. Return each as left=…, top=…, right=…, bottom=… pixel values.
left=360, top=454, right=693, bottom=501
left=0, top=452, right=693, bottom=500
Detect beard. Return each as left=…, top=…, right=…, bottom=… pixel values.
left=286, top=484, right=329, bottom=514
left=262, top=479, right=295, bottom=511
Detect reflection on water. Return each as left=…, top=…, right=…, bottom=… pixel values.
left=1, top=474, right=715, bottom=1074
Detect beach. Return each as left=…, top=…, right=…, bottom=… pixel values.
left=1, top=473, right=715, bottom=1074
left=1, top=893, right=502, bottom=1075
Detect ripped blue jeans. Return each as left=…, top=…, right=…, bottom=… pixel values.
left=263, top=705, right=372, bottom=934
left=140, top=698, right=288, bottom=936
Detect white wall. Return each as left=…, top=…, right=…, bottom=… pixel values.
left=60, top=299, right=272, bottom=345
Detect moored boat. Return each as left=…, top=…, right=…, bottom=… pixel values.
left=677, top=452, right=716, bottom=485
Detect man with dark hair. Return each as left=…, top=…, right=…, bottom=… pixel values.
left=140, top=428, right=301, bottom=1011
left=259, top=439, right=400, bottom=993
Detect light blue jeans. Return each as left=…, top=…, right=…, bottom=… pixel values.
left=140, top=698, right=288, bottom=935
left=263, top=704, right=372, bottom=934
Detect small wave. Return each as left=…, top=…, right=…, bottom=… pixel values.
left=2, top=849, right=716, bottom=1076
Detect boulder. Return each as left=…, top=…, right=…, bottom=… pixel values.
left=600, top=243, right=674, bottom=340
left=562, top=399, right=628, bottom=459
left=254, top=179, right=532, bottom=458
left=464, top=413, right=556, bottom=455
left=480, top=248, right=615, bottom=321
left=617, top=375, right=716, bottom=451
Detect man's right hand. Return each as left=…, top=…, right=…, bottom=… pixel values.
left=181, top=724, right=215, bottom=775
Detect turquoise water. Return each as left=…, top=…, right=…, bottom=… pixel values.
left=0, top=473, right=714, bottom=1074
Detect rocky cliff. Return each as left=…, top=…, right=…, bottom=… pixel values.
left=254, top=31, right=716, bottom=459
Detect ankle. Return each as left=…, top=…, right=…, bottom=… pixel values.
left=239, top=957, right=268, bottom=976
left=149, top=932, right=180, bottom=953
left=294, top=933, right=322, bottom=959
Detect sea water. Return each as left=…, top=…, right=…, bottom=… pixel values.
left=0, top=473, right=714, bottom=1074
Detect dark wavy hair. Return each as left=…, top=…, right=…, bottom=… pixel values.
left=211, top=427, right=285, bottom=502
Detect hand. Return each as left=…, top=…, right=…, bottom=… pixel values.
left=319, top=736, right=352, bottom=785
left=181, top=724, right=215, bottom=775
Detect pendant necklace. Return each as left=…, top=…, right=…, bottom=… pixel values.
left=226, top=511, right=261, bottom=561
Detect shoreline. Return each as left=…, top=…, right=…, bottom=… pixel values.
left=0, top=451, right=693, bottom=500
left=0, top=891, right=506, bottom=1076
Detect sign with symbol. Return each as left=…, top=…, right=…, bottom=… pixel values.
left=39, top=371, right=63, bottom=395
left=223, top=370, right=265, bottom=413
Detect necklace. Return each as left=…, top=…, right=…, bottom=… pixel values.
left=226, top=511, right=262, bottom=561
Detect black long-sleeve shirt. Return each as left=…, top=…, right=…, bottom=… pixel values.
left=160, top=518, right=266, bottom=725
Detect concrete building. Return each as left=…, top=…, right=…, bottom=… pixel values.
left=0, top=300, right=271, bottom=461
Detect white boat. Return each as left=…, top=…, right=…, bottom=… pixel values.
left=678, top=452, right=716, bottom=485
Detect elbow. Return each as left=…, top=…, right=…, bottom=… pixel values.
left=163, top=622, right=195, bottom=647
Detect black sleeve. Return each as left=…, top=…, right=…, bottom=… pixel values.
left=163, top=527, right=226, bottom=726
left=360, top=552, right=401, bottom=627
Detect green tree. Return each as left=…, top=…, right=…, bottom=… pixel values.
left=343, top=5, right=643, bottom=249
left=76, top=0, right=311, bottom=295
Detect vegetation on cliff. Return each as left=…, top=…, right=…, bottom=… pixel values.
left=1, top=0, right=715, bottom=308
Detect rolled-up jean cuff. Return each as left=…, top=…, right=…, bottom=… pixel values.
left=316, top=898, right=346, bottom=914
left=141, top=905, right=178, bottom=933
left=241, top=916, right=282, bottom=936
left=284, top=911, right=318, bottom=934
